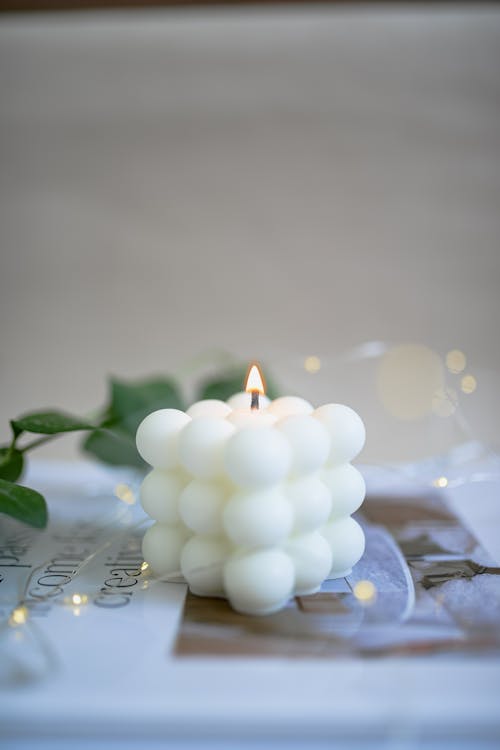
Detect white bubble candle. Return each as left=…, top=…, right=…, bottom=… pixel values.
left=137, top=363, right=366, bottom=615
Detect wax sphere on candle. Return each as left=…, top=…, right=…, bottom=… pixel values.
left=224, top=548, right=295, bottom=615
left=227, top=410, right=277, bottom=428
left=286, top=475, right=331, bottom=533
left=223, top=487, right=293, bottom=547
left=181, top=535, right=231, bottom=597
left=277, top=414, right=330, bottom=475
left=187, top=399, right=232, bottom=419
left=179, top=478, right=231, bottom=535
left=321, top=516, right=365, bottom=578
left=136, top=409, right=191, bottom=469
left=142, top=522, right=190, bottom=577
left=322, top=464, right=366, bottom=518
left=285, top=531, right=333, bottom=594
left=140, top=468, right=188, bottom=523
left=267, top=396, right=313, bottom=418
left=178, top=417, right=235, bottom=479
left=313, top=404, right=365, bottom=465
left=224, top=426, right=291, bottom=488
left=226, top=392, right=271, bottom=410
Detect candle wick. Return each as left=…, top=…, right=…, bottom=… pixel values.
left=250, top=391, right=259, bottom=410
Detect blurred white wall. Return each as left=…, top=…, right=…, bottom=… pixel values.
left=0, top=6, right=499, bottom=460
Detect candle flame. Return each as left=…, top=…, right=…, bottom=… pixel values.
left=245, top=363, right=265, bottom=395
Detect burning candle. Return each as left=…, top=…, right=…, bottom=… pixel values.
left=137, top=363, right=366, bottom=615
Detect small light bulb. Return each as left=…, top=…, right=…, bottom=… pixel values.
left=433, top=476, right=449, bottom=488
left=65, top=593, right=89, bottom=608
left=9, top=606, right=28, bottom=627
left=114, top=483, right=136, bottom=505
left=71, top=593, right=88, bottom=606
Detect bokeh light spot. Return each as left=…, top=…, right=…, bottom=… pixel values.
left=115, top=483, right=136, bottom=505
left=304, top=355, right=321, bottom=374
left=446, top=349, right=467, bottom=374
left=433, top=476, right=449, bottom=488
left=9, top=606, right=28, bottom=627
left=461, top=374, right=477, bottom=394
left=353, top=580, right=377, bottom=604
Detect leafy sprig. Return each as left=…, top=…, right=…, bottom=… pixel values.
left=0, top=364, right=279, bottom=529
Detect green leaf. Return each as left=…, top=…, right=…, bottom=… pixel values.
left=82, top=429, right=145, bottom=468
left=82, top=376, right=183, bottom=469
left=108, top=376, right=185, bottom=436
left=12, top=410, right=93, bottom=435
left=197, top=367, right=280, bottom=402
left=0, top=446, right=24, bottom=482
left=0, top=478, right=48, bottom=528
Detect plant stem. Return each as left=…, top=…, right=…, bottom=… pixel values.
left=20, top=434, right=59, bottom=453
left=20, top=425, right=127, bottom=454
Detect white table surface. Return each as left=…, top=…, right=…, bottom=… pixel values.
left=0, top=459, right=499, bottom=750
